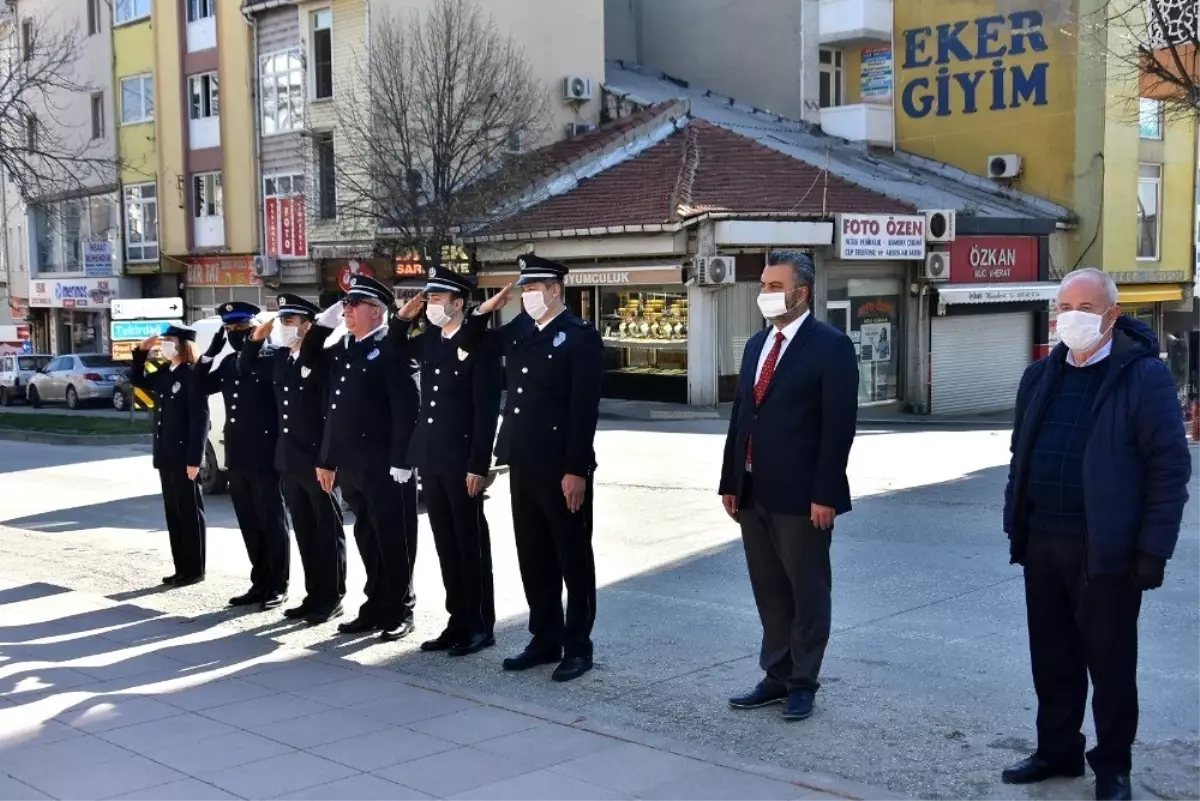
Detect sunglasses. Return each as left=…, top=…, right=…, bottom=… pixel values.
left=341, top=297, right=371, bottom=309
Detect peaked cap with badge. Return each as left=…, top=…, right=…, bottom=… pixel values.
left=218, top=301, right=260, bottom=324
left=516, top=254, right=569, bottom=285
left=346, top=274, right=395, bottom=307
left=276, top=294, right=321, bottom=319
left=423, top=266, right=477, bottom=296
left=163, top=323, right=198, bottom=342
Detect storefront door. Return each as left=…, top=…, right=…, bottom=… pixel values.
left=826, top=300, right=851, bottom=337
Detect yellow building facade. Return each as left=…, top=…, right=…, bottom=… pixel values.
left=114, top=14, right=160, bottom=277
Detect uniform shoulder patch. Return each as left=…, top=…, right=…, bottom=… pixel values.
left=569, top=316, right=593, bottom=328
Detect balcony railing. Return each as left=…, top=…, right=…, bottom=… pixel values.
left=820, top=103, right=893, bottom=147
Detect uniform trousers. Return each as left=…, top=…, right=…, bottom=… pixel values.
left=339, top=467, right=417, bottom=627
left=423, top=470, right=495, bottom=637
left=227, top=468, right=291, bottom=596
left=738, top=474, right=832, bottom=693
left=1024, top=535, right=1142, bottom=776
left=282, top=468, right=346, bottom=613
left=158, top=468, right=206, bottom=579
left=509, top=469, right=595, bottom=658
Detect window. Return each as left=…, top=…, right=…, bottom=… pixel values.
left=120, top=75, right=154, bottom=124
left=312, top=10, right=333, bottom=100
left=87, top=0, right=101, bottom=35
left=19, top=356, right=52, bottom=372
left=35, top=195, right=117, bottom=274
left=1137, top=164, right=1162, bottom=261
left=114, top=0, right=151, bottom=25
left=90, top=93, right=105, bottom=140
left=1139, top=98, right=1163, bottom=139
left=264, top=174, right=305, bottom=198
left=259, top=50, right=304, bottom=135
left=25, top=114, right=37, bottom=151
left=192, top=173, right=223, bottom=218
left=21, top=20, right=33, bottom=61
left=189, top=73, right=219, bottom=119
left=315, top=133, right=336, bottom=219
left=124, top=182, right=158, bottom=262
left=818, top=48, right=843, bottom=108
left=187, top=0, right=214, bottom=22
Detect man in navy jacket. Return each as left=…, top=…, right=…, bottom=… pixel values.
left=719, top=251, right=858, bottom=722
left=1002, top=268, right=1192, bottom=801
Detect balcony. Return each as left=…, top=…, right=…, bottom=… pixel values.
left=194, top=216, right=225, bottom=248
left=820, top=103, right=893, bottom=147
left=818, top=0, right=892, bottom=46
left=189, top=116, right=220, bottom=150
left=186, top=15, right=216, bottom=52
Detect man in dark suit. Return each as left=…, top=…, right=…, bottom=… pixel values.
left=719, top=250, right=858, bottom=721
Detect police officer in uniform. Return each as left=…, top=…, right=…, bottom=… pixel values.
left=240, top=295, right=347, bottom=625
left=196, top=301, right=289, bottom=610
left=394, top=267, right=502, bottom=656
left=311, top=275, right=420, bottom=641
left=476, top=254, right=603, bottom=681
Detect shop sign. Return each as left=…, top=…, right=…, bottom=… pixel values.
left=949, top=236, right=1038, bottom=283
left=83, top=240, right=113, bottom=277
left=395, top=246, right=471, bottom=279
left=837, top=214, right=926, bottom=260
left=8, top=297, right=28, bottom=319
left=265, top=196, right=308, bottom=259
left=29, top=278, right=117, bottom=309
left=1109, top=269, right=1187, bottom=283
left=111, top=340, right=138, bottom=361
left=186, top=256, right=259, bottom=287
left=860, top=47, right=893, bottom=102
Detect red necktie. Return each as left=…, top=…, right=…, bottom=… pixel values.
left=746, top=331, right=785, bottom=468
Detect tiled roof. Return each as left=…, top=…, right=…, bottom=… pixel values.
left=476, top=118, right=912, bottom=236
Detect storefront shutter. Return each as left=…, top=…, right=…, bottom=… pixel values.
left=931, top=312, right=1032, bottom=416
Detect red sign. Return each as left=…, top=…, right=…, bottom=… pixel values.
left=949, top=236, right=1039, bottom=283
left=186, top=257, right=260, bottom=287
left=264, top=195, right=307, bottom=259
left=293, top=196, right=307, bottom=257
left=337, top=260, right=376, bottom=292
left=265, top=198, right=279, bottom=258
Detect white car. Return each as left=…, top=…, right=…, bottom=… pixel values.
left=0, top=353, right=53, bottom=405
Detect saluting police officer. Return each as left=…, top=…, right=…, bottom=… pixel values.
left=475, top=254, right=603, bottom=682
left=393, top=267, right=502, bottom=657
left=196, top=302, right=290, bottom=610
left=310, top=275, right=420, bottom=642
left=240, top=295, right=347, bottom=626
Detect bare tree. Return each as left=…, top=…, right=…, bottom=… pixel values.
left=0, top=14, right=117, bottom=203
left=316, top=0, right=549, bottom=266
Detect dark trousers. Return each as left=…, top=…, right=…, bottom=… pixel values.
left=227, top=468, right=291, bottom=595
left=509, top=469, right=595, bottom=658
left=282, top=468, right=346, bottom=613
left=339, top=467, right=417, bottom=627
left=423, top=470, right=495, bottom=637
left=738, top=474, right=832, bottom=692
left=158, top=468, right=206, bottom=579
left=1023, top=535, right=1142, bottom=775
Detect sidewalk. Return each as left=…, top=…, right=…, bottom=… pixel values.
left=597, top=398, right=1014, bottom=428
left=0, top=577, right=895, bottom=801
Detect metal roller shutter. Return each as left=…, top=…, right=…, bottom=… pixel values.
left=931, top=312, right=1032, bottom=415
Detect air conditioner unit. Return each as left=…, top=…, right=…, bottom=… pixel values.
left=919, top=209, right=956, bottom=243
left=563, top=75, right=594, bottom=102
left=564, top=122, right=596, bottom=138
left=696, top=255, right=736, bottom=286
left=253, top=255, right=279, bottom=279
left=987, top=153, right=1022, bottom=179
left=921, top=251, right=950, bottom=283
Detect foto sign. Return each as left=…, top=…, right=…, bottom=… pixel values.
left=111, top=319, right=172, bottom=342
left=112, top=297, right=184, bottom=321
left=837, top=214, right=926, bottom=260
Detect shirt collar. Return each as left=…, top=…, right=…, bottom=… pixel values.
left=772, top=310, right=810, bottom=341
left=355, top=322, right=388, bottom=343
left=536, top=308, right=567, bottom=331
left=1067, top=338, right=1113, bottom=368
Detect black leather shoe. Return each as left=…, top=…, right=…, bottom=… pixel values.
left=336, top=616, right=379, bottom=635
left=306, top=605, right=344, bottom=626
left=172, top=575, right=204, bottom=588
left=283, top=603, right=312, bottom=620
left=379, top=619, right=415, bottom=642
left=259, top=593, right=287, bottom=611
left=449, top=632, right=496, bottom=657
left=229, top=590, right=265, bottom=607
left=502, top=647, right=562, bottom=671
left=782, top=689, right=814, bottom=720
left=1095, top=774, right=1132, bottom=801
left=162, top=575, right=177, bottom=586
left=728, top=679, right=788, bottom=709
left=1001, top=754, right=1086, bottom=784
left=420, top=629, right=460, bottom=652
left=551, top=655, right=593, bottom=682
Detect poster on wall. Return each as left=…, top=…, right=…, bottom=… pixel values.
left=83, top=240, right=113, bottom=277
left=860, top=322, right=892, bottom=363
left=860, top=47, right=893, bottom=102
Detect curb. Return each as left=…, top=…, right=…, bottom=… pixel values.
left=0, top=428, right=152, bottom=447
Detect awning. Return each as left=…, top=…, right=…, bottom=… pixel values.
left=936, top=282, right=1059, bottom=312
left=1117, top=284, right=1185, bottom=304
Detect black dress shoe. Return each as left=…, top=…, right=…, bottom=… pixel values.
left=551, top=655, right=593, bottom=682
left=1095, top=774, right=1132, bottom=801
left=305, top=605, right=344, bottom=626
left=283, top=603, right=312, bottom=620
left=336, top=617, right=379, bottom=635
left=728, top=679, right=788, bottom=709
left=162, top=575, right=177, bottom=586
left=1001, top=754, right=1086, bottom=785
left=229, top=590, right=265, bottom=607
left=782, top=689, right=814, bottom=721
left=420, top=629, right=460, bottom=652
left=448, top=632, right=496, bottom=657
left=172, top=575, right=205, bottom=588
left=379, top=619, right=415, bottom=642
left=259, top=593, right=287, bottom=611
left=502, top=647, right=562, bottom=671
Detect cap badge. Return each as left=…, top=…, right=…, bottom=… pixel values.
left=430, top=267, right=438, bottom=277
left=518, top=258, right=526, bottom=268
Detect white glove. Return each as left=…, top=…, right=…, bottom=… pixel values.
left=316, top=303, right=344, bottom=329
left=390, top=467, right=412, bottom=484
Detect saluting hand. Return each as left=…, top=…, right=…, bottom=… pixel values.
left=562, top=473, right=586, bottom=514
left=396, top=294, right=426, bottom=321
left=477, top=283, right=514, bottom=315
left=138, top=335, right=160, bottom=352
left=250, top=318, right=274, bottom=342
left=316, top=468, right=336, bottom=494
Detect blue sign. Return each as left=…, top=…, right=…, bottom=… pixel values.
left=21, top=340, right=31, bottom=354
left=900, top=10, right=1050, bottom=119
left=111, top=319, right=172, bottom=341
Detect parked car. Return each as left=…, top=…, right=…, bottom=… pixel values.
left=111, top=370, right=135, bottom=412
left=27, top=353, right=126, bottom=409
left=0, top=353, right=53, bottom=405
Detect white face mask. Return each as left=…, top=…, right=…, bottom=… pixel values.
left=160, top=340, right=178, bottom=360
left=426, top=304, right=454, bottom=328
left=277, top=324, right=301, bottom=348
left=522, top=290, right=549, bottom=320
left=756, top=290, right=794, bottom=320
left=1057, top=309, right=1111, bottom=353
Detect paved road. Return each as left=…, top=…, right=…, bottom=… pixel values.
left=0, top=422, right=1195, bottom=800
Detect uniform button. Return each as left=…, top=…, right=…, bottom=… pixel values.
left=234, top=380, right=239, bottom=385
left=435, top=368, right=440, bottom=375
left=336, top=390, right=341, bottom=395
left=548, top=354, right=552, bottom=359
left=522, top=367, right=528, bottom=374
left=230, top=418, right=236, bottom=423
left=283, top=428, right=289, bottom=433
left=433, top=386, right=438, bottom=391
left=553, top=426, right=558, bottom=431
left=514, top=408, right=521, bottom=414
left=430, top=401, right=436, bottom=407
left=283, top=414, right=289, bottom=420
left=331, top=404, right=337, bottom=409
left=231, top=404, right=237, bottom=410
left=283, top=400, right=288, bottom=406
left=341, top=377, right=346, bottom=382
left=232, top=393, right=238, bottom=398
left=428, top=417, right=434, bottom=423
left=284, top=387, right=289, bottom=392
left=517, top=388, right=523, bottom=394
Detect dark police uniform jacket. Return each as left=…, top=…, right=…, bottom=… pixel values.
left=130, top=350, right=209, bottom=471
left=196, top=349, right=279, bottom=472
left=240, top=333, right=333, bottom=475
left=394, top=317, right=502, bottom=478
left=492, top=310, right=603, bottom=478
left=316, top=321, right=419, bottom=474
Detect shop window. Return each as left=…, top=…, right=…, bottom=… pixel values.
left=818, top=48, right=843, bottom=108
left=597, top=287, right=688, bottom=401
left=1137, top=163, right=1161, bottom=260
left=311, top=10, right=333, bottom=100
left=1139, top=98, right=1163, bottom=139
left=827, top=275, right=903, bottom=405
left=260, top=49, right=304, bottom=135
